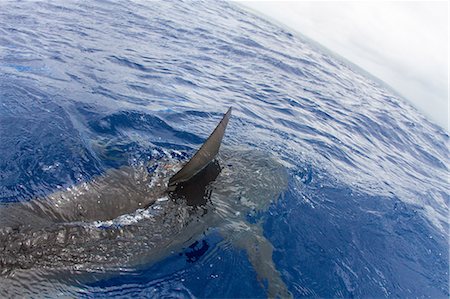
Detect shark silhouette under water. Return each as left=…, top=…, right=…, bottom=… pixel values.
left=0, top=107, right=292, bottom=298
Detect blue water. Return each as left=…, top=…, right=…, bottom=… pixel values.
left=0, top=0, right=448, bottom=297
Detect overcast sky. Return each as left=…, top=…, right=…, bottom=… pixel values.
left=237, top=1, right=448, bottom=130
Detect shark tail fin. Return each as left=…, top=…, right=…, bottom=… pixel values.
left=168, top=107, right=232, bottom=189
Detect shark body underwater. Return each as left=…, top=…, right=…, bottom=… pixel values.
left=0, top=107, right=292, bottom=298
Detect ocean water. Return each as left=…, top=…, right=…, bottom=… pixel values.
left=0, top=0, right=448, bottom=298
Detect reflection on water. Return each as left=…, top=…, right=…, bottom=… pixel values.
left=0, top=148, right=289, bottom=297
left=0, top=0, right=448, bottom=297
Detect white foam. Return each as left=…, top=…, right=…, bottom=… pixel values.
left=88, top=198, right=169, bottom=228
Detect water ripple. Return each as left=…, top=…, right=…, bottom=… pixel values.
left=0, top=0, right=448, bottom=298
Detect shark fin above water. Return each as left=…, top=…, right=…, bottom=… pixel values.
left=0, top=105, right=293, bottom=297
left=168, top=107, right=232, bottom=189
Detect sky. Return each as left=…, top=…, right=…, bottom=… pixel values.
left=237, top=1, right=449, bottom=130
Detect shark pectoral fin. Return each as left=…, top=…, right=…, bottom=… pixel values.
left=168, top=107, right=232, bottom=189
left=231, top=224, right=292, bottom=299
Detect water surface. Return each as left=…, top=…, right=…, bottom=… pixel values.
left=0, top=0, right=448, bottom=297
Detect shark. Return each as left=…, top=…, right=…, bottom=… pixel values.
left=0, top=107, right=292, bottom=298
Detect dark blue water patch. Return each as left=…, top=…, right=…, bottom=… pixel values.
left=184, top=240, right=210, bottom=263
left=90, top=138, right=142, bottom=169
left=87, top=111, right=204, bottom=146
left=0, top=82, right=103, bottom=202
left=264, top=177, right=449, bottom=298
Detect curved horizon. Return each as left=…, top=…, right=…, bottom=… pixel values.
left=236, top=1, right=449, bottom=131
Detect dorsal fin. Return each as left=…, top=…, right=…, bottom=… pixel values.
left=168, top=107, right=232, bottom=188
